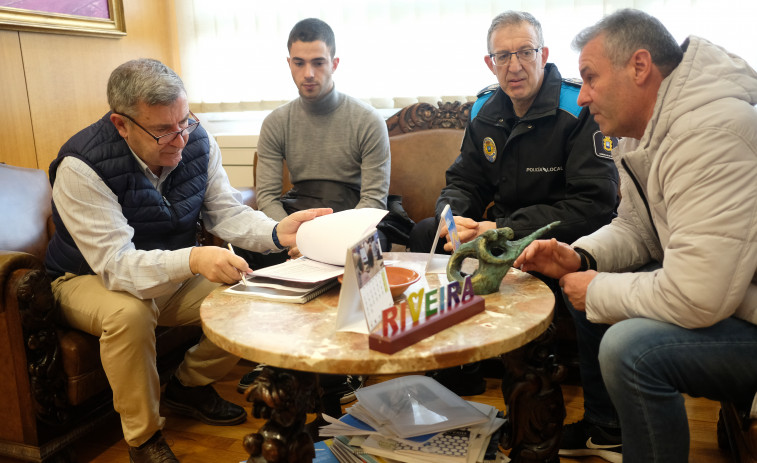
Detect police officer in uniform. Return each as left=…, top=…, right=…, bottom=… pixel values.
left=409, top=11, right=619, bottom=395
left=410, top=10, right=618, bottom=253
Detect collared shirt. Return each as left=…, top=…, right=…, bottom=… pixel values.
left=52, top=134, right=276, bottom=300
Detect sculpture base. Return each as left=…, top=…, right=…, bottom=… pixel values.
left=368, top=296, right=485, bottom=354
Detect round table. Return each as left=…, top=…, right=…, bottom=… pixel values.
left=201, top=252, right=554, bottom=374
left=200, top=252, right=562, bottom=463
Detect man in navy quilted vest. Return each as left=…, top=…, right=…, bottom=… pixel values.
left=45, top=58, right=330, bottom=463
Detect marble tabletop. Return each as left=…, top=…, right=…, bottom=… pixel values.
left=200, top=252, right=554, bottom=375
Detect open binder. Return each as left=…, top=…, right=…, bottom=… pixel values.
left=225, top=276, right=338, bottom=303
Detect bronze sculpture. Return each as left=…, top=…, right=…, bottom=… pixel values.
left=447, top=221, right=560, bottom=295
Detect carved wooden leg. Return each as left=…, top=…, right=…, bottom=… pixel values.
left=16, top=268, right=71, bottom=425
left=499, top=323, right=566, bottom=463
left=243, top=367, right=319, bottom=463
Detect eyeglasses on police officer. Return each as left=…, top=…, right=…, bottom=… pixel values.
left=489, top=48, right=542, bottom=66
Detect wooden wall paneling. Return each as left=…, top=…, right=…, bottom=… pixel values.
left=18, top=0, right=180, bottom=172
left=0, top=30, right=36, bottom=169
left=20, top=32, right=112, bottom=172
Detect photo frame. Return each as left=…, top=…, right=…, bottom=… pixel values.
left=0, top=0, right=125, bottom=38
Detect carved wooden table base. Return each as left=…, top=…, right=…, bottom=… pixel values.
left=500, top=323, right=565, bottom=463
left=241, top=325, right=565, bottom=463
left=243, top=368, right=319, bottom=463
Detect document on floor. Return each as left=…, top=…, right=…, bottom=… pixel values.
left=349, top=375, right=489, bottom=438
left=357, top=401, right=503, bottom=463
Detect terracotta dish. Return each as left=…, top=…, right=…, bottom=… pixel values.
left=385, top=266, right=421, bottom=298
left=337, top=266, right=421, bottom=299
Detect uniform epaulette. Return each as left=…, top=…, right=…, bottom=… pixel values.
left=476, top=83, right=499, bottom=97
left=559, top=79, right=583, bottom=118
left=562, top=77, right=583, bottom=87
left=471, top=84, right=499, bottom=121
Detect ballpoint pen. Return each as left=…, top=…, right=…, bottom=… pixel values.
left=227, top=243, right=249, bottom=286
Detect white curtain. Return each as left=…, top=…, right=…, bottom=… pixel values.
left=175, top=0, right=757, bottom=112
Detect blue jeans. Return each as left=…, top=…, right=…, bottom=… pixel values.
left=569, top=297, right=757, bottom=462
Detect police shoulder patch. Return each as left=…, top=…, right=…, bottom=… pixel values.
left=592, top=131, right=618, bottom=159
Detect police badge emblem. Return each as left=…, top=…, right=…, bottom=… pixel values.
left=483, top=137, right=497, bottom=162
left=592, top=131, right=617, bottom=159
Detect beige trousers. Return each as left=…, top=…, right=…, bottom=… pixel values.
left=51, top=273, right=240, bottom=447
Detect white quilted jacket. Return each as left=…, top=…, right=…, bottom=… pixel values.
left=574, top=35, right=757, bottom=329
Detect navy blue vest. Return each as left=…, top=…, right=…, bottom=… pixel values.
left=45, top=112, right=209, bottom=279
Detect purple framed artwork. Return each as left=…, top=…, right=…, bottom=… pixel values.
left=0, top=0, right=125, bottom=38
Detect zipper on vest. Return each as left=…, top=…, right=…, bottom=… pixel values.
left=620, top=158, right=660, bottom=241
left=162, top=195, right=181, bottom=228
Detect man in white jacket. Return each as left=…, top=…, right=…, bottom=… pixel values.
left=514, top=9, right=757, bottom=463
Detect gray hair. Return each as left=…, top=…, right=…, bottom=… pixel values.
left=107, top=58, right=186, bottom=116
left=487, top=11, right=544, bottom=54
left=572, top=9, right=683, bottom=77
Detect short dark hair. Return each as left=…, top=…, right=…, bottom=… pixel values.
left=572, top=8, right=683, bottom=77
left=487, top=11, right=544, bottom=54
left=287, top=18, right=336, bottom=58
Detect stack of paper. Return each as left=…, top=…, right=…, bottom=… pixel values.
left=316, top=436, right=395, bottom=463
left=319, top=375, right=507, bottom=463
left=224, top=275, right=338, bottom=303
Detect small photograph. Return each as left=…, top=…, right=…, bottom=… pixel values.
left=350, top=231, right=383, bottom=288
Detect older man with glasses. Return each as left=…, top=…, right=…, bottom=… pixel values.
left=45, top=58, right=330, bottom=463
left=408, top=11, right=620, bottom=397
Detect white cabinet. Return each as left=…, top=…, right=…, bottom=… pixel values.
left=215, top=134, right=258, bottom=188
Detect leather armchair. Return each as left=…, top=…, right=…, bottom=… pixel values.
left=0, top=163, right=201, bottom=462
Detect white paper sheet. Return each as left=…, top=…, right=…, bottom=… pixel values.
left=297, top=208, right=389, bottom=266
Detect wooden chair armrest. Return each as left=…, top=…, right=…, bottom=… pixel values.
left=0, top=251, right=46, bottom=310
left=0, top=250, right=70, bottom=428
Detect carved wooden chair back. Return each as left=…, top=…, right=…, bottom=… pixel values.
left=386, top=101, right=473, bottom=223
